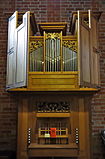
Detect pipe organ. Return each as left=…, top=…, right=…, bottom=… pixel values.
left=29, top=32, right=77, bottom=73
left=6, top=10, right=101, bottom=159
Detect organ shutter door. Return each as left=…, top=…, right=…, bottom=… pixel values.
left=90, top=16, right=100, bottom=86
left=6, top=11, right=30, bottom=89
left=77, top=11, right=91, bottom=86
left=6, top=11, right=18, bottom=89
left=15, top=12, right=30, bottom=88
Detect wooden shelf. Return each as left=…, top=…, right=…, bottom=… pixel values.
left=38, top=22, right=67, bottom=35
left=28, top=143, right=78, bottom=157
left=28, top=143, right=78, bottom=149
left=9, top=87, right=99, bottom=92
left=36, top=113, right=70, bottom=118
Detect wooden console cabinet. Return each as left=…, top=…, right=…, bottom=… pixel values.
left=17, top=94, right=92, bottom=159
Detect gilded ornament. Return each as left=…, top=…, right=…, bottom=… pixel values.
left=84, top=20, right=89, bottom=26
left=45, top=33, right=61, bottom=40
left=29, top=41, right=43, bottom=53
left=62, top=40, right=77, bottom=52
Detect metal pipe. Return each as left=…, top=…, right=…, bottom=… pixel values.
left=54, top=39, right=56, bottom=72
left=52, top=39, right=54, bottom=71
left=48, top=39, right=49, bottom=72
left=49, top=39, right=51, bottom=72
left=62, top=46, right=64, bottom=71
left=30, top=52, right=32, bottom=71
left=58, top=39, right=60, bottom=71
left=46, top=39, right=48, bottom=71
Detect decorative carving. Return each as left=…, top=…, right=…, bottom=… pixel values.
left=83, top=17, right=89, bottom=27
left=62, top=40, right=77, bottom=52
left=45, top=33, right=61, bottom=40
left=29, top=41, right=43, bottom=53
left=36, top=102, right=70, bottom=112
left=84, top=20, right=89, bottom=27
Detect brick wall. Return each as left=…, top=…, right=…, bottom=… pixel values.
left=91, top=1, right=105, bottom=159
left=0, top=0, right=17, bottom=153
left=0, top=0, right=105, bottom=159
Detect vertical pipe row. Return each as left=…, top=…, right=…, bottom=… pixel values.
left=29, top=35, right=78, bottom=72
left=62, top=45, right=77, bottom=71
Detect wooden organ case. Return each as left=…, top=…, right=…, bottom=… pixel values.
left=6, top=10, right=101, bottom=159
